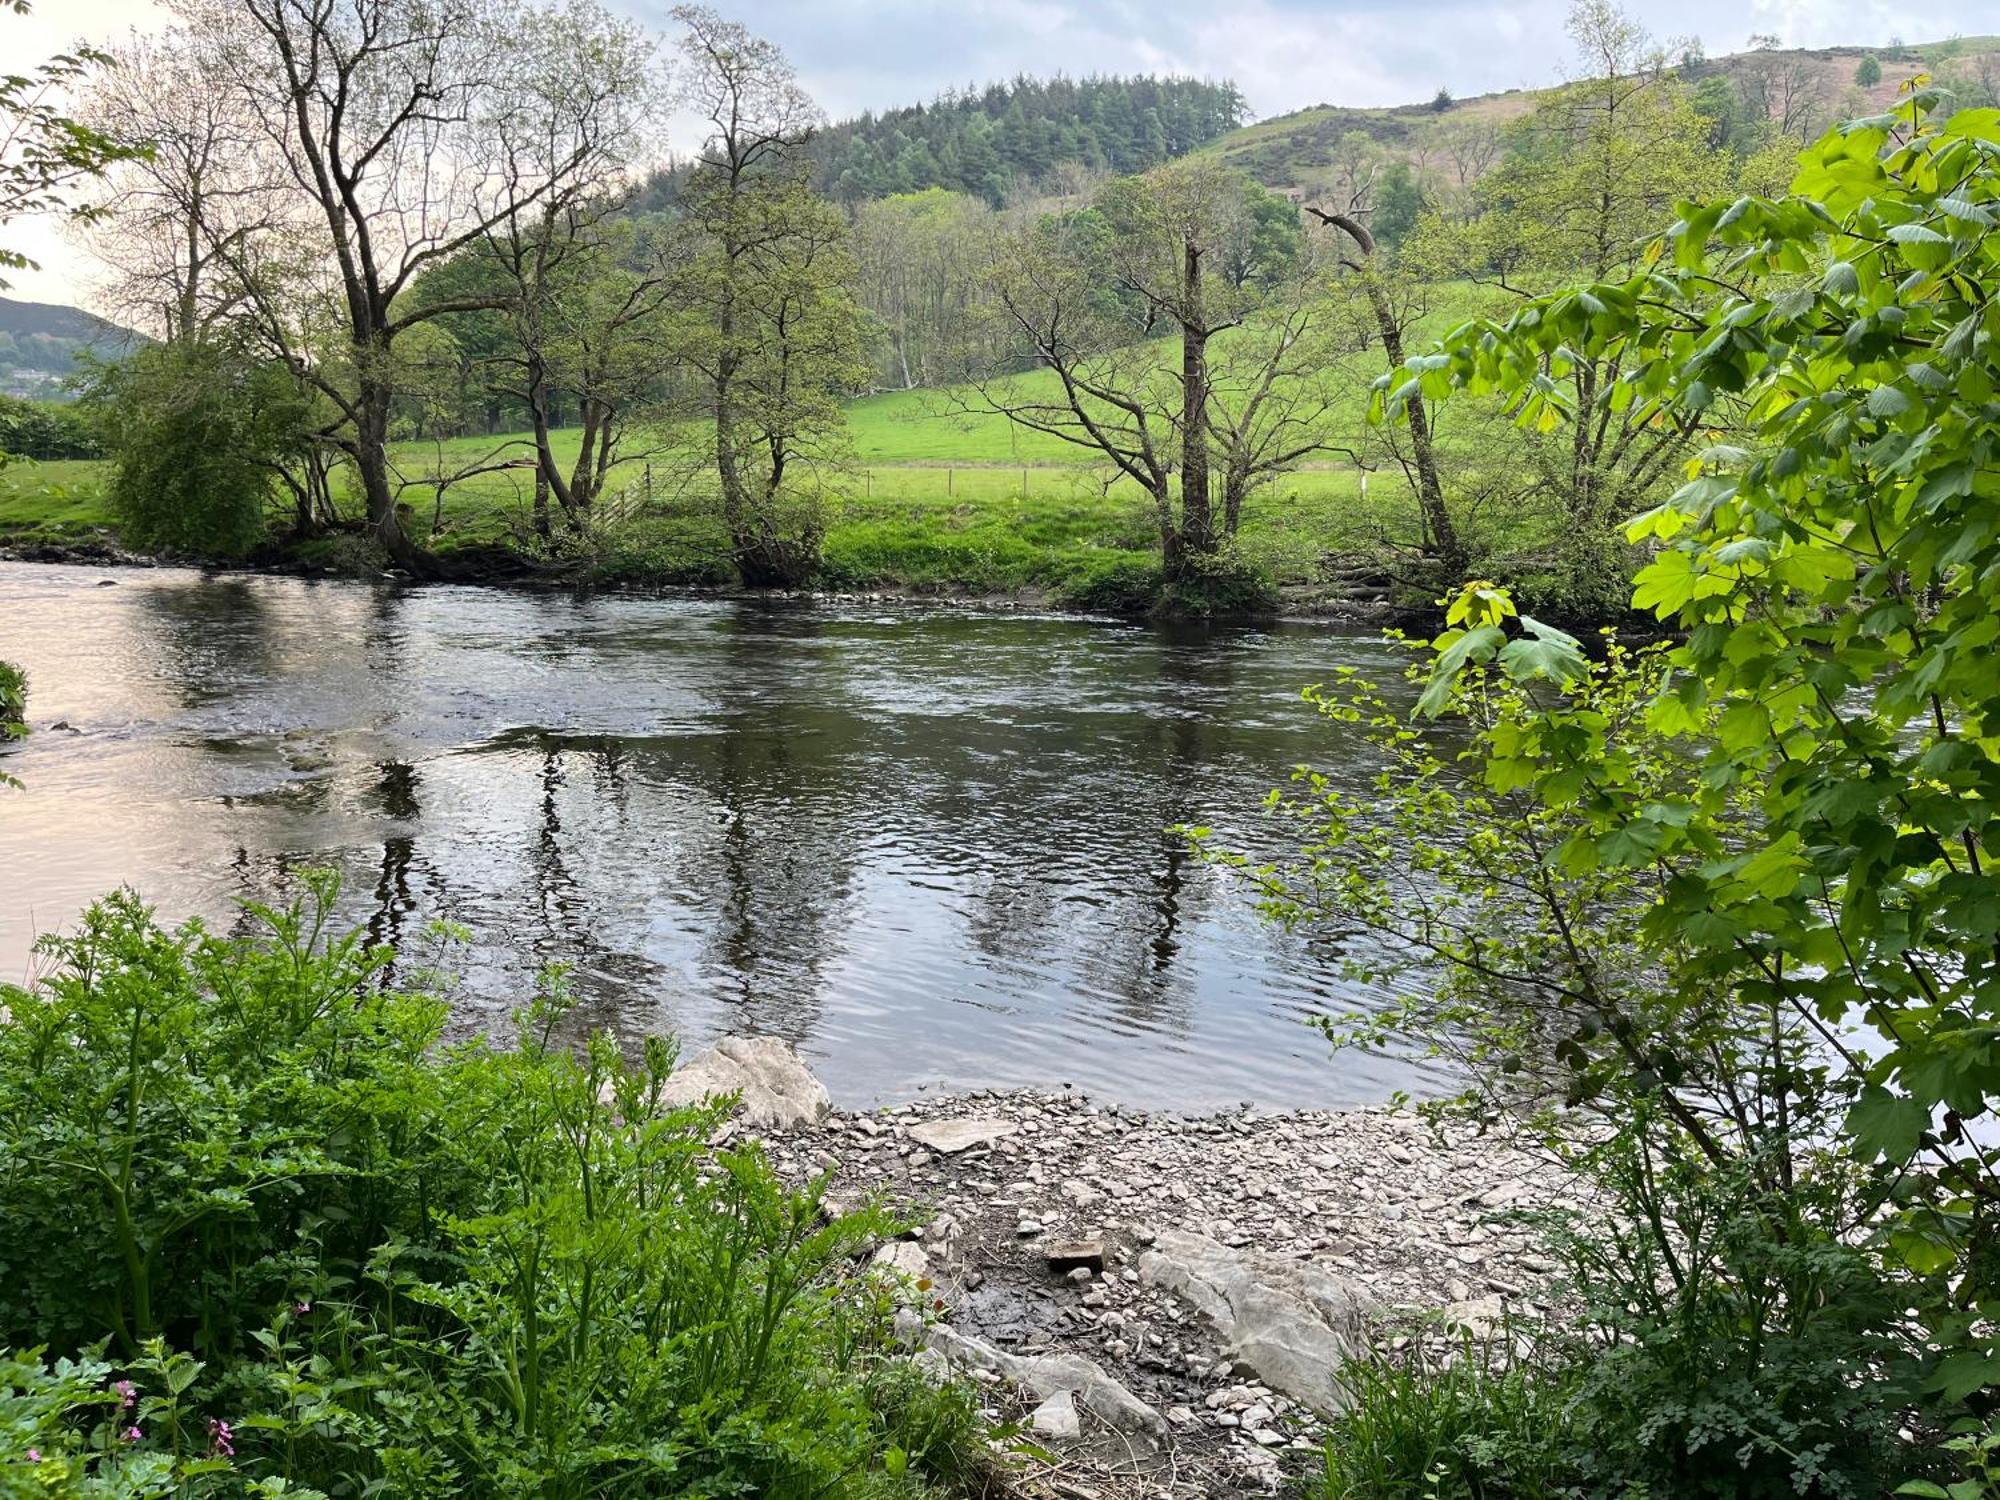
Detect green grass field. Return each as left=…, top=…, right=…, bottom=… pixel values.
left=0, top=288, right=1507, bottom=598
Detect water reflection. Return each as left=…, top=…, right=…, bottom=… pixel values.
left=0, top=563, right=1439, bottom=1108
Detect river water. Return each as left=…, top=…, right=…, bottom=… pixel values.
left=0, top=562, right=1441, bottom=1109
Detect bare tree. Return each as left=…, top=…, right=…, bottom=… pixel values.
left=74, top=30, right=283, bottom=341
left=171, top=0, right=651, bottom=572
left=1737, top=34, right=1829, bottom=139
left=961, top=160, right=1349, bottom=586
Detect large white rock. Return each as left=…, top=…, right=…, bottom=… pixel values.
left=1139, top=1227, right=1372, bottom=1415
left=906, top=1116, right=1019, bottom=1155
left=653, top=1036, right=831, bottom=1129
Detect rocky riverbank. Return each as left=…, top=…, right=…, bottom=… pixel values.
left=659, top=1037, right=1575, bottom=1499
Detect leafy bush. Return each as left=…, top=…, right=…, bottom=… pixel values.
left=0, top=658, right=22, bottom=729
left=0, top=394, right=102, bottom=460
left=1246, top=90, right=2000, bottom=1499
left=83, top=342, right=311, bottom=558
left=0, top=879, right=979, bottom=1497
left=1052, top=554, right=1163, bottom=613
left=1054, top=548, right=1279, bottom=616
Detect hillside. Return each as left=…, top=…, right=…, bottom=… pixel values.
left=1202, top=36, right=2000, bottom=198
left=0, top=296, right=143, bottom=400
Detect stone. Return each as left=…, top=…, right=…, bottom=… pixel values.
left=1029, top=1389, right=1082, bottom=1441
left=1139, top=1228, right=1373, bottom=1416
left=907, top=1117, right=1018, bottom=1155
left=872, top=1240, right=930, bottom=1280
left=924, top=1327, right=1166, bottom=1446
left=636, top=1036, right=830, bottom=1129
left=1045, top=1239, right=1106, bottom=1275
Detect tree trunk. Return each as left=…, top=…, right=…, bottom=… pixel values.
left=355, top=372, right=425, bottom=571
left=1176, top=234, right=1216, bottom=577
left=1309, top=208, right=1466, bottom=577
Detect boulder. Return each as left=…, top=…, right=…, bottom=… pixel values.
left=924, top=1326, right=1166, bottom=1447
left=906, top=1116, right=1018, bottom=1155
left=1139, top=1227, right=1372, bottom=1415
left=647, top=1036, right=831, bottom=1129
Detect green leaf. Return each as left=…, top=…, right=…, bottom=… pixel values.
left=1416, top=626, right=1505, bottom=717
left=1846, top=1086, right=1928, bottom=1163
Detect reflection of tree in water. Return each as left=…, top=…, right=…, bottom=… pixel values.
left=1069, top=627, right=1244, bottom=1035
left=364, top=759, right=425, bottom=960
left=131, top=576, right=280, bottom=710
left=685, top=609, right=861, bottom=1043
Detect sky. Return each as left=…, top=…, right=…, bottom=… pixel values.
left=6, top=0, right=1993, bottom=310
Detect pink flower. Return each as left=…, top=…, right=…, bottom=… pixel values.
left=123, top=1426, right=142, bottom=1443
left=25, top=1449, right=40, bottom=1463
left=114, top=1380, right=136, bottom=1409
left=293, top=1301, right=311, bottom=1316
left=208, top=1418, right=235, bottom=1458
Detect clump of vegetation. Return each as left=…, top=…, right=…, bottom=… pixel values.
left=0, top=394, right=102, bottom=461
left=84, top=341, right=311, bottom=558
left=0, top=658, right=22, bottom=731
left=0, top=878, right=980, bottom=1496
left=1230, top=82, right=2000, bottom=1498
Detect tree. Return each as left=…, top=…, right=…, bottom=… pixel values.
left=171, top=0, right=650, bottom=572
left=851, top=189, right=995, bottom=389
left=482, top=202, right=678, bottom=536
left=671, top=5, right=865, bottom=586
left=0, top=2, right=145, bottom=282
left=1430, top=87, right=1453, bottom=113
left=964, top=159, right=1349, bottom=593
left=1737, top=34, right=1829, bottom=140
left=1854, top=53, right=1883, bottom=87
left=1306, top=203, right=1463, bottom=575
left=1403, top=0, right=1727, bottom=611
left=74, top=28, right=277, bottom=342
left=1390, top=87, right=2000, bottom=1405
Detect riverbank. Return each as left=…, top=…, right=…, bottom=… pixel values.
left=0, top=527, right=1426, bottom=623
left=693, top=1040, right=1571, bottom=1498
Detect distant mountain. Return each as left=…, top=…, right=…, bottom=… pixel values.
left=0, top=296, right=144, bottom=400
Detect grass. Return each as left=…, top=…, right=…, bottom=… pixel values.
left=0, top=290, right=1506, bottom=600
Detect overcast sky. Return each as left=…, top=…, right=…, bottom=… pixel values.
left=7, top=0, right=1991, bottom=309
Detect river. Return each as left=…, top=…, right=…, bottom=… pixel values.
left=0, top=562, right=1441, bottom=1109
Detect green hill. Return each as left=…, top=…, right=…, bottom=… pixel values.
left=1200, top=36, right=2000, bottom=197
left=0, top=297, right=144, bottom=400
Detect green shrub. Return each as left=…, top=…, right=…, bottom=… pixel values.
left=0, top=880, right=980, bottom=1497
left=0, top=394, right=102, bottom=461
left=1052, top=554, right=1163, bottom=613
left=83, top=342, right=311, bottom=558
left=1155, top=549, right=1279, bottom=617
left=0, top=658, right=23, bottom=729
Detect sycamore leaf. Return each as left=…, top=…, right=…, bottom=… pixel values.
left=1847, top=1085, right=1928, bottom=1163
left=1416, top=626, right=1505, bottom=718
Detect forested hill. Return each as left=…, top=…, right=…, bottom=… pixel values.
left=809, top=75, right=1247, bottom=206
left=0, top=297, right=143, bottom=400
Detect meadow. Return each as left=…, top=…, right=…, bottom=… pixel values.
left=0, top=284, right=1515, bottom=600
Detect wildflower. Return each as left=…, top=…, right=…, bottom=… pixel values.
left=123, top=1426, right=142, bottom=1443
left=208, top=1418, right=235, bottom=1458
left=25, top=1449, right=39, bottom=1463
left=113, top=1379, right=135, bottom=1409
left=293, top=1300, right=311, bottom=1316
